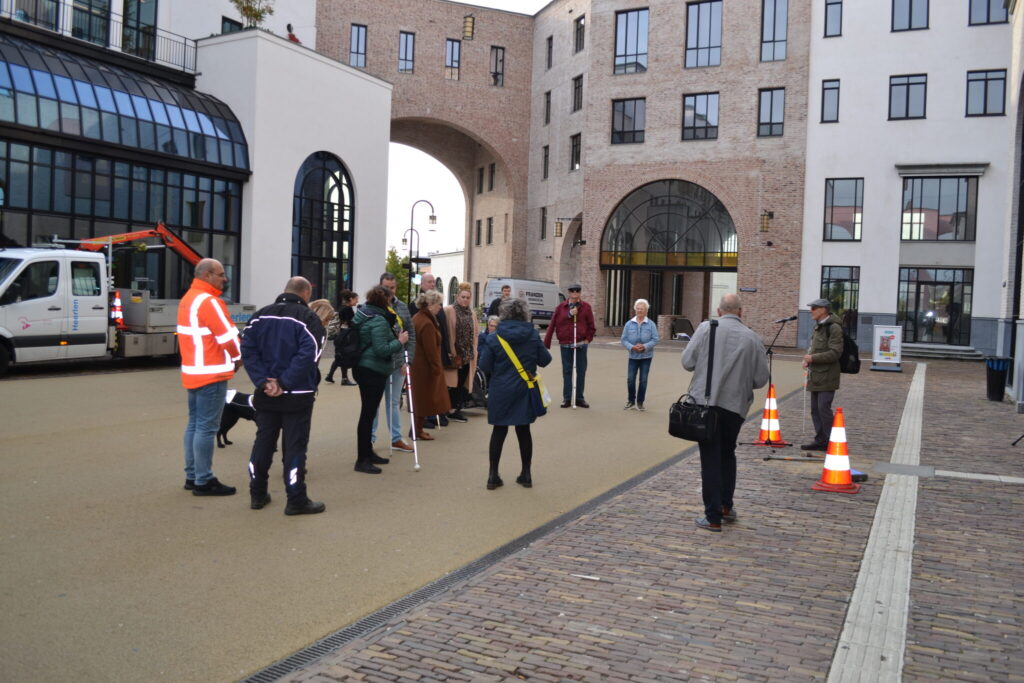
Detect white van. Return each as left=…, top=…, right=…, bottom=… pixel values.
left=484, top=278, right=564, bottom=327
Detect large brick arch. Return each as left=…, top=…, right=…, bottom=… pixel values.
left=316, top=0, right=535, bottom=282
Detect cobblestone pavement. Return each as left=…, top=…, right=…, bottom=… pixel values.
left=274, top=358, right=1022, bottom=681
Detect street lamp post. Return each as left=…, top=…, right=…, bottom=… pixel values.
left=402, top=199, right=436, bottom=302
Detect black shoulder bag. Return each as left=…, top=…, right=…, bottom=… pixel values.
left=669, top=319, right=719, bottom=442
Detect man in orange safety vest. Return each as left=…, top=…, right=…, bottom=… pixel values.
left=178, top=258, right=242, bottom=496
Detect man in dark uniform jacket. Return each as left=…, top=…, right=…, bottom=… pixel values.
left=241, top=276, right=326, bottom=516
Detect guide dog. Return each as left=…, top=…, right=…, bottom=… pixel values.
left=217, top=389, right=255, bottom=448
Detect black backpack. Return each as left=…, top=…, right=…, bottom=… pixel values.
left=828, top=322, right=861, bottom=374
left=333, top=327, right=362, bottom=367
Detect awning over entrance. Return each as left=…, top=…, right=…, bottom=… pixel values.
left=0, top=32, right=249, bottom=171
left=600, top=179, right=737, bottom=270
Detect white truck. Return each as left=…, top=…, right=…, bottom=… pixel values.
left=0, top=226, right=254, bottom=376
left=483, top=278, right=564, bottom=327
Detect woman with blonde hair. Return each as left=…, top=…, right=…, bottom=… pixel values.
left=444, top=282, right=479, bottom=422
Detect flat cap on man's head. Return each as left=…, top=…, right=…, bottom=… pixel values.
left=567, top=283, right=582, bottom=292
left=806, top=298, right=831, bottom=309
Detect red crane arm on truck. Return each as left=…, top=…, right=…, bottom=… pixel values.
left=77, top=222, right=203, bottom=267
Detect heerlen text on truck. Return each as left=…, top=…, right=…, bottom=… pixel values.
left=0, top=223, right=254, bottom=376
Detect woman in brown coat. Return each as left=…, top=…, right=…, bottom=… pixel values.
left=444, top=282, right=479, bottom=422
left=410, top=290, right=450, bottom=439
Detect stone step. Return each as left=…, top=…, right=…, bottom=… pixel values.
left=900, top=344, right=986, bottom=361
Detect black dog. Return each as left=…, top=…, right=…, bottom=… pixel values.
left=217, top=390, right=256, bottom=448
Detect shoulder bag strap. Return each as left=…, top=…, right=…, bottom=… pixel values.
left=496, top=335, right=536, bottom=388
left=704, top=320, right=718, bottom=402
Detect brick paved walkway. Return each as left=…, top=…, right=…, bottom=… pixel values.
left=265, top=359, right=1022, bottom=682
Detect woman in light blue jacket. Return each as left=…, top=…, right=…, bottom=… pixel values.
left=619, top=298, right=660, bottom=411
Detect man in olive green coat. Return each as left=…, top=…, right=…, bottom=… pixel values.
left=801, top=298, right=843, bottom=451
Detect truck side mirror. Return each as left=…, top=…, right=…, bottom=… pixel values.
left=0, top=282, right=22, bottom=305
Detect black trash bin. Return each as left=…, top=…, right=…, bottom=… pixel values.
left=985, top=357, right=1010, bottom=401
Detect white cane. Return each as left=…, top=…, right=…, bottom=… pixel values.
left=802, top=368, right=808, bottom=438
left=387, top=371, right=394, bottom=455
left=403, top=347, right=421, bottom=471
left=571, top=310, right=578, bottom=409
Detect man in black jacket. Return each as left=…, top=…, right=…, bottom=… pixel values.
left=241, top=277, right=326, bottom=516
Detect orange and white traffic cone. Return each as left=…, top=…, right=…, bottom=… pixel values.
left=753, top=384, right=792, bottom=446
left=111, top=291, right=127, bottom=330
left=811, top=407, right=860, bottom=494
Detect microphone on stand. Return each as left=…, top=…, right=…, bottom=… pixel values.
left=773, top=315, right=799, bottom=324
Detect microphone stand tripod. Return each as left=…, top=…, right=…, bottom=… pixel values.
left=741, top=317, right=819, bottom=462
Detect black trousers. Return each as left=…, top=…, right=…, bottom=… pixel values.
left=353, top=366, right=388, bottom=462
left=697, top=407, right=744, bottom=525
left=248, top=406, right=313, bottom=504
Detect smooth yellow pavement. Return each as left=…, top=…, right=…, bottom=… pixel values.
left=0, top=342, right=806, bottom=682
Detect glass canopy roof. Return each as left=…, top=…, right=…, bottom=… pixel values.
left=0, top=32, right=249, bottom=171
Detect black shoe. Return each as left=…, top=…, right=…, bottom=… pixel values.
left=801, top=442, right=827, bottom=451
left=354, top=462, right=382, bottom=474
left=250, top=493, right=272, bottom=510
left=341, top=378, right=357, bottom=386
left=439, top=415, right=449, bottom=426
left=561, top=400, right=571, bottom=408
left=424, top=417, right=437, bottom=429
left=370, top=453, right=390, bottom=465
left=192, top=477, right=236, bottom=496
left=324, top=376, right=335, bottom=384
left=486, top=474, right=504, bottom=490
left=184, top=479, right=195, bottom=491
left=285, top=499, right=326, bottom=516
left=448, top=412, right=468, bottom=423
left=576, top=399, right=590, bottom=409
left=516, top=473, right=532, bottom=488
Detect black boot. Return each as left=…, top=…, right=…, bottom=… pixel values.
left=516, top=471, right=532, bottom=488
left=354, top=456, right=382, bottom=474
left=486, top=472, right=503, bottom=490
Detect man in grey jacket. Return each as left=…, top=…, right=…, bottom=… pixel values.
left=682, top=293, right=769, bottom=532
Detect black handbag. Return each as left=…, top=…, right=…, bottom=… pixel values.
left=669, top=320, right=719, bottom=442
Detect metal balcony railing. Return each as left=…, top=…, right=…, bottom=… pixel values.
left=2, top=0, right=197, bottom=74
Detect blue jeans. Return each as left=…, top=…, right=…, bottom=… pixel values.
left=559, top=344, right=588, bottom=402
left=626, top=357, right=652, bottom=403
left=372, top=365, right=405, bottom=443
left=184, top=380, right=226, bottom=485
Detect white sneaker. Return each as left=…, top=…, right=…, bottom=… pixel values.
left=624, top=401, right=635, bottom=410
left=637, top=402, right=646, bottom=411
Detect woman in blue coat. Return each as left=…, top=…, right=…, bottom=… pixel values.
left=478, top=298, right=552, bottom=490
left=619, top=298, right=660, bottom=411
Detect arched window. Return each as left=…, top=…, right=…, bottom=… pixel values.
left=448, top=276, right=459, bottom=304
left=292, top=152, right=353, bottom=303
left=600, top=179, right=737, bottom=269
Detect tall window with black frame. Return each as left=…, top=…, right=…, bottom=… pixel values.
left=683, top=92, right=719, bottom=140
left=686, top=1, right=722, bottom=68
left=611, top=98, right=646, bottom=144
left=445, top=39, right=461, bottom=81
left=490, top=46, right=505, bottom=86
left=758, top=88, right=785, bottom=136
left=614, top=9, right=649, bottom=74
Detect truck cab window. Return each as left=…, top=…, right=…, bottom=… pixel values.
left=71, top=261, right=102, bottom=296
left=4, top=261, right=59, bottom=303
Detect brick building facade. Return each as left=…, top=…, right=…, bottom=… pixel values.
left=316, top=0, right=810, bottom=341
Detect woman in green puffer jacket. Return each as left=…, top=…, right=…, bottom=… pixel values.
left=350, top=286, right=409, bottom=473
